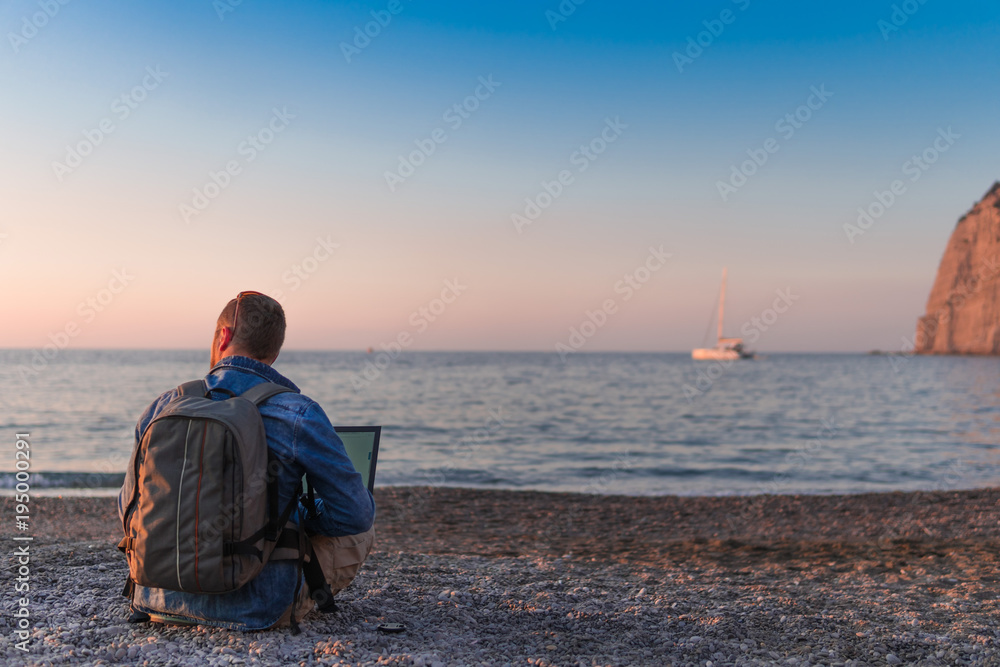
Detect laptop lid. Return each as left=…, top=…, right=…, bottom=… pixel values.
left=334, top=425, right=381, bottom=493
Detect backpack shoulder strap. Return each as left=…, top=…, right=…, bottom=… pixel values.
left=177, top=380, right=208, bottom=397
left=239, top=382, right=296, bottom=406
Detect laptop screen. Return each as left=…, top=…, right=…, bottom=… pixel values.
left=334, top=426, right=381, bottom=493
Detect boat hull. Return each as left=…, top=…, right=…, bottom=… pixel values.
left=692, top=348, right=744, bottom=361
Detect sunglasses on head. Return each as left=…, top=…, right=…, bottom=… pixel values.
left=231, top=291, right=264, bottom=337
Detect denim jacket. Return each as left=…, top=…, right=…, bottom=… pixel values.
left=118, top=355, right=376, bottom=630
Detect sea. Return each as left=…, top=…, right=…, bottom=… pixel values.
left=2, top=350, right=999, bottom=497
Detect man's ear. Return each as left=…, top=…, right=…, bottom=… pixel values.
left=218, top=326, right=234, bottom=351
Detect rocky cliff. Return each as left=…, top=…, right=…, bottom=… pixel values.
left=915, top=182, right=1000, bottom=354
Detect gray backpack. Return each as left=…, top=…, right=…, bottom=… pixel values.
left=119, top=380, right=298, bottom=595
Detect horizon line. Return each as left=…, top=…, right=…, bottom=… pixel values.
left=0, top=347, right=917, bottom=355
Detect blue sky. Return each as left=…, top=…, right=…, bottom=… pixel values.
left=1, top=0, right=998, bottom=351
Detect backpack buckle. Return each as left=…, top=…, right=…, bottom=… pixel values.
left=117, top=536, right=133, bottom=554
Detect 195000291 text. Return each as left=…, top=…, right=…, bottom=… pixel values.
left=12, top=432, right=33, bottom=652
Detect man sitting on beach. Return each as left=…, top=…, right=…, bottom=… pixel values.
left=118, top=291, right=375, bottom=630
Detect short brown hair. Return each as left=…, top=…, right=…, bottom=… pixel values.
left=218, top=293, right=286, bottom=361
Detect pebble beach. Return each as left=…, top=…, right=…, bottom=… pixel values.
left=2, top=486, right=999, bottom=666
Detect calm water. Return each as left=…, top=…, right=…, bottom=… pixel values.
left=2, top=350, right=999, bottom=496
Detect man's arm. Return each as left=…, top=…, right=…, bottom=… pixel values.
left=294, top=402, right=376, bottom=537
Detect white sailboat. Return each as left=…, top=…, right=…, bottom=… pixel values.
left=692, top=268, right=752, bottom=361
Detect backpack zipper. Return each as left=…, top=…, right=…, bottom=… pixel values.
left=175, top=420, right=196, bottom=590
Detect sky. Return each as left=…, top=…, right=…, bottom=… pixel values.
left=1, top=0, right=998, bottom=353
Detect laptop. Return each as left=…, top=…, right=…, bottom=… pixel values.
left=334, top=426, right=381, bottom=493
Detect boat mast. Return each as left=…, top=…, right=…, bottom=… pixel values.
left=717, top=267, right=727, bottom=343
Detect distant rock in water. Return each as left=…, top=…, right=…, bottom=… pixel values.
left=916, top=181, right=1000, bottom=354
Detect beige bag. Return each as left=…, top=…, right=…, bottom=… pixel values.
left=310, top=528, right=376, bottom=596
left=271, top=527, right=375, bottom=628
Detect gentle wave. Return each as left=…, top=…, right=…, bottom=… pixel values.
left=0, top=471, right=124, bottom=489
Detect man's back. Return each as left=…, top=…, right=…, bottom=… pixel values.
left=118, top=291, right=375, bottom=630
